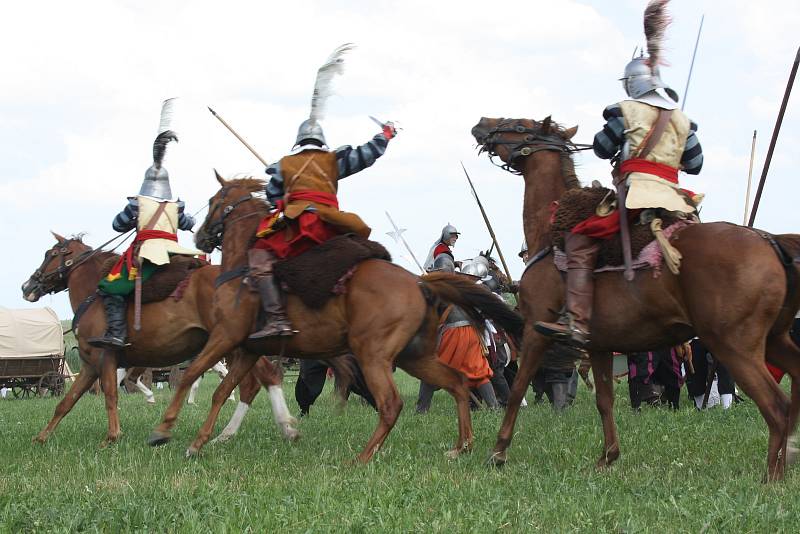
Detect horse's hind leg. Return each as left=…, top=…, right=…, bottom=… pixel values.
left=400, top=355, right=473, bottom=458
left=253, top=356, right=298, bottom=441
left=186, top=351, right=260, bottom=457
left=99, top=350, right=122, bottom=446
left=351, top=357, right=403, bottom=463
left=590, top=351, right=619, bottom=468
left=490, top=330, right=550, bottom=466
left=765, top=334, right=800, bottom=466
left=34, top=364, right=99, bottom=443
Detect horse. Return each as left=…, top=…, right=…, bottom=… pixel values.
left=146, top=174, right=524, bottom=461
left=471, top=115, right=800, bottom=481
left=21, top=233, right=298, bottom=445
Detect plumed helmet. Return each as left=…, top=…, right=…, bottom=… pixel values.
left=620, top=56, right=678, bottom=102
left=440, top=224, right=460, bottom=243
left=140, top=164, right=172, bottom=200
left=139, top=99, right=178, bottom=200
left=294, top=118, right=327, bottom=149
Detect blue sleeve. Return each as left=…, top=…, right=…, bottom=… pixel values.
left=680, top=121, right=703, bottom=175
left=112, top=198, right=138, bottom=232
left=336, top=133, right=389, bottom=179
left=176, top=200, right=195, bottom=231
left=593, top=104, right=626, bottom=160
left=265, top=161, right=284, bottom=204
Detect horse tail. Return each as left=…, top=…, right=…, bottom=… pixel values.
left=420, top=272, right=524, bottom=342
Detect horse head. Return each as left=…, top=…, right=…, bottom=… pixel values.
left=195, top=171, right=268, bottom=254
left=22, top=232, right=91, bottom=301
left=471, top=116, right=579, bottom=174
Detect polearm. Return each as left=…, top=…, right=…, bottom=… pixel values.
left=742, top=130, right=757, bottom=225
left=460, top=162, right=513, bottom=281
left=385, top=211, right=425, bottom=273
left=748, top=46, right=800, bottom=227
left=681, top=14, right=704, bottom=112
left=208, top=107, right=269, bottom=167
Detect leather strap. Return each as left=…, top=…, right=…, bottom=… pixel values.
left=134, top=201, right=169, bottom=330
left=143, top=201, right=169, bottom=231
left=636, top=109, right=674, bottom=160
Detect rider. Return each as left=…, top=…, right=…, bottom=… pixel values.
left=423, top=224, right=460, bottom=272
left=89, top=100, right=199, bottom=349
left=247, top=117, right=398, bottom=340
left=535, top=48, right=704, bottom=349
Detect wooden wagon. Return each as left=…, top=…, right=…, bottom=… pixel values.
left=0, top=307, right=68, bottom=399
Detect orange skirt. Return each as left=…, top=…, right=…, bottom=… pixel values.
left=438, top=326, right=493, bottom=388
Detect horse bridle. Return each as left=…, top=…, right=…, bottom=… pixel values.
left=202, top=186, right=260, bottom=249
left=28, top=239, right=91, bottom=294
left=479, top=119, right=592, bottom=174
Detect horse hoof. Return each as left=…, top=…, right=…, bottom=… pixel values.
left=486, top=451, right=507, bottom=468
left=32, top=434, right=48, bottom=444
left=211, top=433, right=233, bottom=445
left=282, top=426, right=300, bottom=442
left=148, top=430, right=171, bottom=447
left=146, top=397, right=156, bottom=405
left=185, top=446, right=200, bottom=458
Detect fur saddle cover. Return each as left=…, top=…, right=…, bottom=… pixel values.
left=273, top=234, right=392, bottom=309
left=101, top=255, right=207, bottom=303
left=552, top=186, right=681, bottom=268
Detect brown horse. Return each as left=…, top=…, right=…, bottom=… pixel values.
left=21, top=234, right=296, bottom=445
left=472, top=116, right=800, bottom=481
left=147, top=174, right=523, bottom=461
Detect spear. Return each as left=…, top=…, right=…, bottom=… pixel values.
left=742, top=130, right=757, bottom=225
left=748, top=46, right=800, bottom=227
left=385, top=211, right=425, bottom=273
left=208, top=107, right=269, bottom=167
left=459, top=162, right=513, bottom=281
left=681, top=14, right=704, bottom=112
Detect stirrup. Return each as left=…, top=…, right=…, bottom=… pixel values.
left=87, top=335, right=128, bottom=349
left=248, top=323, right=295, bottom=340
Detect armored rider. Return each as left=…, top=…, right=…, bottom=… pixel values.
left=247, top=117, right=398, bottom=340
left=423, top=224, right=460, bottom=272
left=89, top=99, right=200, bottom=349
left=535, top=3, right=703, bottom=349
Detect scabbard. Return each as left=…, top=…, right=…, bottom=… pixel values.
left=614, top=173, right=635, bottom=281
left=133, top=263, right=143, bottom=331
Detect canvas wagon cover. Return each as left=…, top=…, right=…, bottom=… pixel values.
left=0, top=307, right=64, bottom=358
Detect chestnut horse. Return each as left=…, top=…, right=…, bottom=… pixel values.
left=147, top=175, right=523, bottom=461
left=472, top=116, right=800, bottom=481
left=22, top=234, right=297, bottom=445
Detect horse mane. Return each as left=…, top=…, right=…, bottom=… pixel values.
left=226, top=177, right=266, bottom=193
left=560, top=153, right=580, bottom=190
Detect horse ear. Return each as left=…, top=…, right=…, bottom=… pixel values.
left=214, top=169, right=227, bottom=186
left=563, top=125, right=578, bottom=140
left=541, top=116, right=552, bottom=134
left=50, top=231, right=66, bottom=243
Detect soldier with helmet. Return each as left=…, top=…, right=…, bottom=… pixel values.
left=423, top=224, right=460, bottom=272
left=89, top=99, right=200, bottom=349
left=536, top=0, right=703, bottom=349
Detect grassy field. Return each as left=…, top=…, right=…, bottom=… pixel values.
left=1, top=369, right=799, bottom=533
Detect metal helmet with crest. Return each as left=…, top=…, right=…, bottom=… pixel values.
left=440, top=223, right=460, bottom=243
left=620, top=0, right=679, bottom=103
left=140, top=98, right=178, bottom=200
left=293, top=43, right=355, bottom=149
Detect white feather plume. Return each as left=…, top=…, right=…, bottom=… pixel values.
left=309, top=43, right=355, bottom=122
left=157, top=97, right=178, bottom=135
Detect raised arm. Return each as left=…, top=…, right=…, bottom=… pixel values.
left=336, top=131, right=392, bottom=180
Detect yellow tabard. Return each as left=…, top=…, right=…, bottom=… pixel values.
left=136, top=195, right=201, bottom=265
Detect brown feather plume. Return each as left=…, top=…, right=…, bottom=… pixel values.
left=643, top=0, right=671, bottom=70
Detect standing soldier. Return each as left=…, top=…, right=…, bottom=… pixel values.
left=536, top=0, right=703, bottom=348
left=89, top=99, right=200, bottom=350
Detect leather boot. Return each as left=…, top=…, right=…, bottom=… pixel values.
left=550, top=381, right=570, bottom=412
left=88, top=292, right=128, bottom=349
left=534, top=233, right=601, bottom=348
left=247, top=249, right=294, bottom=340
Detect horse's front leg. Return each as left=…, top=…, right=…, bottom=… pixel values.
left=590, top=351, right=619, bottom=468
left=99, top=350, right=122, bottom=446
left=34, top=363, right=99, bottom=443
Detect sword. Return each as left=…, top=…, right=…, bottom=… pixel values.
left=460, top=162, right=513, bottom=282
left=385, top=211, right=425, bottom=273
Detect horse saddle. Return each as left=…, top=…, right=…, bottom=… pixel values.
left=101, top=255, right=207, bottom=303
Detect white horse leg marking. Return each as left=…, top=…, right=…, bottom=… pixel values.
left=269, top=385, right=299, bottom=441
left=135, top=377, right=156, bottom=404
left=188, top=376, right=201, bottom=405
left=211, top=362, right=235, bottom=401
left=210, top=401, right=250, bottom=444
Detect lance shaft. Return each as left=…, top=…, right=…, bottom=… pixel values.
left=748, top=46, right=800, bottom=227
left=681, top=14, right=704, bottom=112
left=460, top=162, right=513, bottom=281
left=742, top=130, right=757, bottom=225
left=208, top=107, right=269, bottom=167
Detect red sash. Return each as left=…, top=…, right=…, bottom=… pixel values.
left=619, top=158, right=679, bottom=184
left=106, top=230, right=177, bottom=281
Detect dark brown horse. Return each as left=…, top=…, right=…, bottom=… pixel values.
left=147, top=174, right=523, bottom=461
left=472, top=116, right=800, bottom=481
left=21, top=234, right=296, bottom=444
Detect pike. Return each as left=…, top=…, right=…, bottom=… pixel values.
left=385, top=211, right=425, bottom=273
left=747, top=46, right=800, bottom=227
left=681, top=14, right=704, bottom=112
left=742, top=130, right=757, bottom=226
left=208, top=107, right=269, bottom=167
left=459, top=162, right=513, bottom=282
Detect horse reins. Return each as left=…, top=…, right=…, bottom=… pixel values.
left=203, top=186, right=263, bottom=249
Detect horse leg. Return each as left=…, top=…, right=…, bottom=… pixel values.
left=765, top=334, right=800, bottom=467
left=211, top=360, right=235, bottom=402
left=186, top=351, right=260, bottom=456
left=187, top=376, right=201, bottom=405
left=253, top=356, right=298, bottom=441
left=352, top=358, right=403, bottom=463
left=131, top=369, right=156, bottom=404
left=99, top=351, right=122, bottom=446
left=590, top=351, right=619, bottom=468
left=401, top=355, right=473, bottom=458
left=707, top=338, right=789, bottom=482
left=33, top=365, right=99, bottom=443
left=490, top=331, right=550, bottom=466
left=148, top=333, right=237, bottom=446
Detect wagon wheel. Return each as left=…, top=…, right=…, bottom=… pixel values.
left=37, top=371, right=66, bottom=397
left=11, top=382, right=35, bottom=399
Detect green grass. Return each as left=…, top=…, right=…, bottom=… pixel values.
left=1, top=372, right=798, bottom=533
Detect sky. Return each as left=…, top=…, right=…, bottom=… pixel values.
left=1, top=0, right=798, bottom=320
